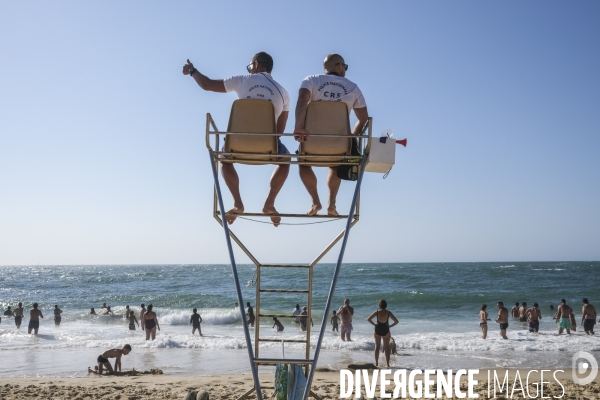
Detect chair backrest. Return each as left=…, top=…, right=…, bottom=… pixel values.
left=298, top=102, right=351, bottom=163
left=224, top=99, right=278, bottom=162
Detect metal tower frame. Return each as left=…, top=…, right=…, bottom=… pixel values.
left=205, top=113, right=372, bottom=400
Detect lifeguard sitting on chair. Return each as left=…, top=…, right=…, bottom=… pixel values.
left=294, top=54, right=369, bottom=217
left=183, top=52, right=290, bottom=226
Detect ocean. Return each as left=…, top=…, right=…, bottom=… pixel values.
left=0, top=262, right=599, bottom=377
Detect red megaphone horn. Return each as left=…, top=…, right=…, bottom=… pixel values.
left=396, top=138, right=407, bottom=147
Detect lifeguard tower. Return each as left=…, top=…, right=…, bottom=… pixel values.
left=205, top=99, right=404, bottom=400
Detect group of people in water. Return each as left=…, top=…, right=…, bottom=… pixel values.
left=1, top=303, right=62, bottom=334
left=479, top=298, right=598, bottom=339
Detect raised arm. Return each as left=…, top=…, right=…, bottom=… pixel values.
left=352, top=107, right=369, bottom=135
left=293, top=88, right=312, bottom=142
left=183, top=59, right=226, bottom=93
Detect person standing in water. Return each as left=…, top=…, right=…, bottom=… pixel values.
left=556, top=299, right=573, bottom=335
left=337, top=299, right=354, bottom=341
left=518, top=302, right=528, bottom=322
left=246, top=302, right=255, bottom=328
left=139, top=304, right=147, bottom=331
left=367, top=299, right=399, bottom=368
left=54, top=305, right=63, bottom=326
left=13, top=303, right=24, bottom=329
left=142, top=304, right=160, bottom=340
left=28, top=303, right=43, bottom=334
left=496, top=302, right=509, bottom=339
left=190, top=308, right=203, bottom=336
left=331, top=310, right=339, bottom=332
left=128, top=311, right=139, bottom=331
left=479, top=304, right=491, bottom=339
left=526, top=303, right=542, bottom=333
left=511, top=302, right=520, bottom=318
left=582, top=298, right=597, bottom=335
left=272, top=317, right=284, bottom=332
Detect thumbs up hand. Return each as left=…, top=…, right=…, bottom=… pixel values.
left=183, top=59, right=195, bottom=75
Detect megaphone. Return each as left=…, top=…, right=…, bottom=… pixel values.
left=396, top=138, right=407, bottom=147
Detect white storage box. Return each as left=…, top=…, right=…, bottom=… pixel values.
left=365, top=136, right=396, bottom=173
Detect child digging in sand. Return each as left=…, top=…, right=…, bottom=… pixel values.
left=88, top=345, right=132, bottom=375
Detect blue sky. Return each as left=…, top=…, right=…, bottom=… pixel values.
left=1, top=1, right=599, bottom=265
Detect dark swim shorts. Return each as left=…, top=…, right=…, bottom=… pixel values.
left=499, top=323, right=509, bottom=330
left=528, top=321, right=539, bottom=332
left=15, top=316, right=22, bottom=326
left=97, top=355, right=109, bottom=364
left=28, top=320, right=39, bottom=329
left=584, top=319, right=596, bottom=331
left=193, top=323, right=200, bottom=329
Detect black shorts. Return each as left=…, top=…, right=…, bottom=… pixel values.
left=97, top=355, right=109, bottom=364
left=584, top=319, right=596, bottom=331
left=28, top=320, right=39, bottom=329
left=500, top=323, right=509, bottom=330
left=529, top=321, right=539, bottom=332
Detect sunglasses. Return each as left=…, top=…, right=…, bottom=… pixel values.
left=246, top=61, right=255, bottom=73
left=337, top=62, right=349, bottom=71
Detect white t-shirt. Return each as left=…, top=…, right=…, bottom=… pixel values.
left=300, top=74, right=367, bottom=112
left=223, top=72, right=290, bottom=121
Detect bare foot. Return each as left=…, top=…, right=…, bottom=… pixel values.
left=263, top=206, right=281, bottom=227
left=307, top=204, right=322, bottom=216
left=225, top=206, right=244, bottom=224
left=327, top=207, right=339, bottom=216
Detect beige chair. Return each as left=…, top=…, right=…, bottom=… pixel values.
left=297, top=102, right=352, bottom=164
left=223, top=99, right=278, bottom=163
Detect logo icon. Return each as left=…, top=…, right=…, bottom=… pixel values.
left=572, top=351, right=598, bottom=385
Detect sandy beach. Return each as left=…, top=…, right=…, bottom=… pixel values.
left=1, top=369, right=598, bottom=399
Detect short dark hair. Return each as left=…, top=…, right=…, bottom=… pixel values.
left=130, top=311, right=134, bottom=315
left=533, top=303, right=539, bottom=307
left=123, top=344, right=132, bottom=351
left=497, top=302, right=504, bottom=306
left=379, top=299, right=387, bottom=309
left=481, top=304, right=487, bottom=311
left=515, top=302, right=519, bottom=306
left=193, top=308, right=197, bottom=313
left=252, top=52, right=273, bottom=73
left=583, top=298, right=589, bottom=304
left=561, top=299, right=566, bottom=304
left=33, top=303, right=38, bottom=309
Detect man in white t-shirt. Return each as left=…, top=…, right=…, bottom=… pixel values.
left=183, top=52, right=290, bottom=226
left=293, top=54, right=369, bottom=216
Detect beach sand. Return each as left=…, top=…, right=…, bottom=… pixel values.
left=1, top=369, right=599, bottom=399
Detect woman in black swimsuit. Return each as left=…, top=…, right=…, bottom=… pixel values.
left=143, top=304, right=160, bottom=341
left=367, top=299, right=399, bottom=367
